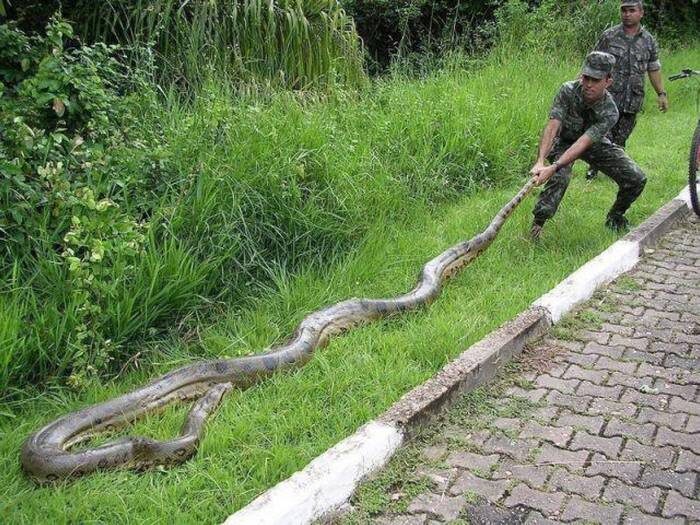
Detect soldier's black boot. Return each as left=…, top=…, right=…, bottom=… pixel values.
left=605, top=213, right=629, bottom=232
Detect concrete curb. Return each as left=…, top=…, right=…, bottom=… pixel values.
left=223, top=189, right=690, bottom=525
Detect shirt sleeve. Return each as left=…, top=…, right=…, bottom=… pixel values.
left=548, top=85, right=568, bottom=122
left=647, top=35, right=661, bottom=71
left=584, top=104, right=619, bottom=143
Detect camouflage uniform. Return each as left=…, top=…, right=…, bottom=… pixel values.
left=533, top=79, right=647, bottom=225
left=595, top=23, right=661, bottom=147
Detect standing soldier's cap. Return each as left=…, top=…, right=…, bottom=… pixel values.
left=582, top=51, right=616, bottom=79
left=620, top=0, right=642, bottom=7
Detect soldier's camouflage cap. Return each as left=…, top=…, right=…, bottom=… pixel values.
left=620, top=0, right=642, bottom=7
left=582, top=51, right=616, bottom=79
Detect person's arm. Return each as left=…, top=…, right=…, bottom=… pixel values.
left=647, top=35, right=667, bottom=111
left=531, top=84, right=568, bottom=179
left=532, top=134, right=592, bottom=186
left=530, top=118, right=561, bottom=177
left=648, top=69, right=668, bottom=112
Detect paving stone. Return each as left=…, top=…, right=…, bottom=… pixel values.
left=674, top=332, right=700, bottom=346
left=519, top=421, right=573, bottom=448
left=559, top=352, right=598, bottom=368
left=547, top=468, right=604, bottom=499
left=560, top=495, right=623, bottom=524
left=603, top=419, right=656, bottom=444
left=534, top=375, right=579, bottom=394
left=444, top=427, right=490, bottom=447
left=445, top=450, right=500, bottom=471
left=637, top=407, right=687, bottom=432
left=373, top=514, right=428, bottom=525
left=610, top=334, right=649, bottom=351
left=588, top=397, right=637, bottom=418
left=653, top=380, right=697, bottom=400
left=523, top=512, right=561, bottom=524
left=463, top=503, right=529, bottom=525
left=569, top=431, right=622, bottom=459
left=492, top=417, right=522, bottom=432
left=686, top=414, right=700, bottom=433
left=637, top=363, right=693, bottom=383
left=662, top=490, right=700, bottom=520
left=665, top=354, right=700, bottom=370
left=620, top=389, right=670, bottom=410
left=415, top=466, right=458, bottom=493
left=576, top=380, right=623, bottom=400
left=655, top=426, right=700, bottom=454
left=555, top=411, right=605, bottom=435
left=505, top=387, right=548, bottom=403
left=491, top=461, right=552, bottom=489
left=581, top=341, right=624, bottom=359
left=650, top=341, right=690, bottom=356
left=482, top=435, right=536, bottom=463
left=675, top=447, right=700, bottom=473
left=601, top=323, right=634, bottom=336
left=562, top=364, right=608, bottom=384
left=420, top=445, right=448, bottom=462
left=448, top=471, right=508, bottom=501
left=639, top=467, right=697, bottom=498
left=531, top=406, right=559, bottom=424
left=635, top=328, right=676, bottom=342
left=585, top=456, right=642, bottom=487
left=534, top=443, right=588, bottom=470
left=580, top=330, right=610, bottom=345
left=622, top=348, right=665, bottom=365
left=620, top=440, right=676, bottom=469
left=407, top=492, right=466, bottom=522
left=593, top=356, right=638, bottom=374
left=622, top=510, right=685, bottom=524
left=606, top=371, right=654, bottom=389
left=503, top=484, right=565, bottom=516
left=602, top=478, right=662, bottom=514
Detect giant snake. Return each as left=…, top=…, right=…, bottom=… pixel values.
left=21, top=178, right=537, bottom=484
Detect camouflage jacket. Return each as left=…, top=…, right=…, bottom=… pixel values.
left=595, top=24, right=661, bottom=113
left=549, top=80, right=619, bottom=145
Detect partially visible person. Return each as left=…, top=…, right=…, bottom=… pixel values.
left=530, top=51, right=646, bottom=240
left=586, top=0, right=668, bottom=180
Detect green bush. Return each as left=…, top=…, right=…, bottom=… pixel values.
left=0, top=18, right=205, bottom=390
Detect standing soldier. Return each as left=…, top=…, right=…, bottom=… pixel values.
left=530, top=51, right=647, bottom=239
left=587, top=0, right=668, bottom=180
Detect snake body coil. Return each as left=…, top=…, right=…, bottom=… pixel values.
left=21, top=179, right=536, bottom=483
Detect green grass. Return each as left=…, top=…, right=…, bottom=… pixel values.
left=1, top=45, right=698, bottom=523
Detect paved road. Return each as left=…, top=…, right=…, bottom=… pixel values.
left=341, top=215, right=699, bottom=524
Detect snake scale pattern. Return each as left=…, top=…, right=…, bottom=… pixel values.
left=21, top=179, right=536, bottom=484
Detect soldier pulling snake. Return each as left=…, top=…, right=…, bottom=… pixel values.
left=21, top=178, right=537, bottom=484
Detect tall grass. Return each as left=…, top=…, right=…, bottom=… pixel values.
left=79, top=0, right=366, bottom=90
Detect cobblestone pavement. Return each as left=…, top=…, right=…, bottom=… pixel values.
left=341, top=216, right=699, bottom=525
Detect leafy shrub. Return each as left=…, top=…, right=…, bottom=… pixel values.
left=0, top=18, right=170, bottom=388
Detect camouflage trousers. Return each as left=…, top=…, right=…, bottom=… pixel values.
left=609, top=112, right=638, bottom=148
left=533, top=139, right=647, bottom=225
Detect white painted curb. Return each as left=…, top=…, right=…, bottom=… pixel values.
left=533, top=240, right=639, bottom=323
left=223, top=421, right=403, bottom=525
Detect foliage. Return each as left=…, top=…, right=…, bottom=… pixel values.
left=0, top=18, right=185, bottom=389
left=341, top=0, right=502, bottom=71
left=495, top=0, right=619, bottom=57
left=5, top=1, right=367, bottom=91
